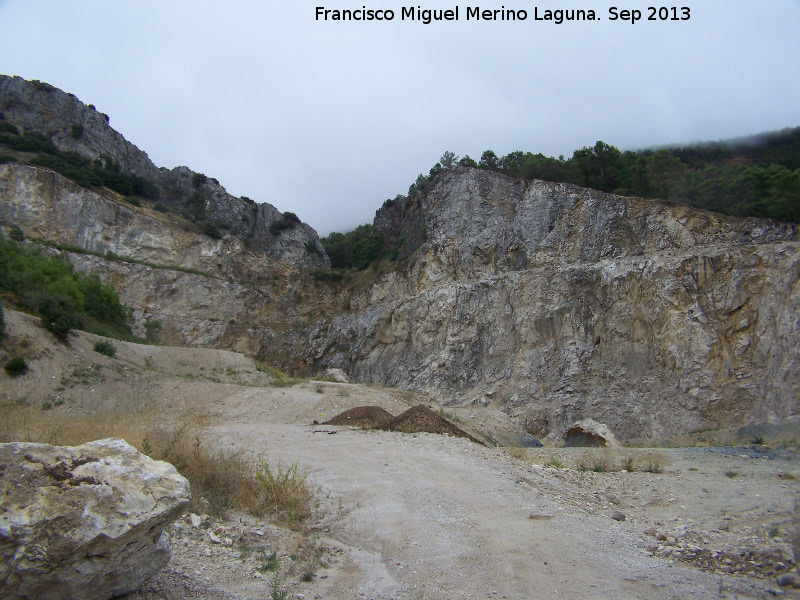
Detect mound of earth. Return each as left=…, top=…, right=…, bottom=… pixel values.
left=323, top=404, right=483, bottom=444
left=323, top=406, right=396, bottom=429
left=388, top=405, right=483, bottom=444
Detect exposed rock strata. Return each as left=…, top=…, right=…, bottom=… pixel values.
left=0, top=163, right=332, bottom=356
left=307, top=168, right=800, bottom=439
left=0, top=438, right=190, bottom=600
left=0, top=75, right=327, bottom=263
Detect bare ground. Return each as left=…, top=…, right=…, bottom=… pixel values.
left=2, top=309, right=800, bottom=600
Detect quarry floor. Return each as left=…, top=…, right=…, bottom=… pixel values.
left=2, top=309, right=799, bottom=600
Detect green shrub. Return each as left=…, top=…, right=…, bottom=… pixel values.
left=311, top=269, right=345, bottom=283
left=0, top=301, right=4, bottom=340
left=4, top=356, right=28, bottom=377
left=93, top=340, right=117, bottom=357
left=0, top=235, right=130, bottom=341
left=70, top=123, right=84, bottom=139
left=321, top=224, right=386, bottom=269
left=192, top=173, right=207, bottom=188
left=0, top=130, right=160, bottom=199
left=0, top=122, right=19, bottom=135
left=203, top=223, right=222, bottom=240
left=545, top=455, right=563, bottom=469
left=269, top=212, right=301, bottom=235
left=351, top=235, right=383, bottom=270
left=7, top=225, right=24, bottom=242
left=144, top=318, right=162, bottom=342
left=38, top=295, right=82, bottom=342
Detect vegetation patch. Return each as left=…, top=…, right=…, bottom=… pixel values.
left=310, top=269, right=346, bottom=283
left=0, top=130, right=160, bottom=199
left=3, top=356, right=28, bottom=377
left=0, top=234, right=132, bottom=342
left=269, top=212, right=301, bottom=235
left=93, top=340, right=117, bottom=358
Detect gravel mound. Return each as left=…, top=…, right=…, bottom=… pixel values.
left=388, top=405, right=483, bottom=444
left=323, top=406, right=396, bottom=429
left=324, top=404, right=483, bottom=444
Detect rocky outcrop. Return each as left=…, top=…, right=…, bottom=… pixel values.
left=0, top=75, right=328, bottom=267
left=307, top=168, right=800, bottom=440
left=3, top=75, right=800, bottom=441
left=0, top=438, right=190, bottom=600
left=0, top=75, right=160, bottom=182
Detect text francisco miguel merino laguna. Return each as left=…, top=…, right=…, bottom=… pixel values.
left=315, top=6, right=604, bottom=23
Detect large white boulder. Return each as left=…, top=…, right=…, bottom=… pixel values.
left=0, top=438, right=190, bottom=600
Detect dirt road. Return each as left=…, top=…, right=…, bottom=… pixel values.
left=203, top=386, right=799, bottom=600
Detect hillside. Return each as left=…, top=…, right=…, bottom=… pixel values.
left=0, top=75, right=328, bottom=262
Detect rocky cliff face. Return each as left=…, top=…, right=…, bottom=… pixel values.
left=307, top=168, right=800, bottom=440
left=0, top=163, right=336, bottom=359
left=3, top=75, right=799, bottom=441
left=0, top=76, right=160, bottom=181
left=0, top=75, right=327, bottom=264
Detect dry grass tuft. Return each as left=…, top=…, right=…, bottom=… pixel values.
left=642, top=451, right=667, bottom=473
left=256, top=461, right=311, bottom=525
left=577, top=449, right=615, bottom=472
left=0, top=402, right=312, bottom=527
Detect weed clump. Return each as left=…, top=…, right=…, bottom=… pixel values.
left=93, top=340, right=116, bottom=358
left=3, top=356, right=28, bottom=377
left=642, top=451, right=667, bottom=473
left=545, top=455, right=564, bottom=469
left=142, top=426, right=312, bottom=526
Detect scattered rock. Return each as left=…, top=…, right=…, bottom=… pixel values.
left=564, top=419, right=622, bottom=447
left=611, top=511, right=626, bottom=522
left=0, top=438, right=190, bottom=600
left=187, top=513, right=203, bottom=528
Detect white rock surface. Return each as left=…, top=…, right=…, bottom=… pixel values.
left=0, top=438, right=190, bottom=600
left=322, top=368, right=350, bottom=383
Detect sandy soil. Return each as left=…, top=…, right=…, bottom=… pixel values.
left=2, top=309, right=799, bottom=600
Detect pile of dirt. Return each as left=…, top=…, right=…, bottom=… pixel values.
left=323, top=406, right=396, bottom=429
left=388, top=405, right=482, bottom=443
left=324, top=404, right=483, bottom=444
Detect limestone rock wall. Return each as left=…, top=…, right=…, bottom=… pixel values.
left=0, top=163, right=330, bottom=359
left=0, top=75, right=328, bottom=268
left=307, top=168, right=800, bottom=440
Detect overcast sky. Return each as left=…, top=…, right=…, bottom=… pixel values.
left=1, top=1, right=799, bottom=235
